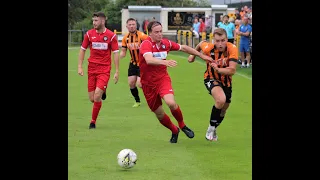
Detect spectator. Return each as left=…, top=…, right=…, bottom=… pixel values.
left=235, top=9, right=241, bottom=20
left=217, top=15, right=223, bottom=27
left=199, top=18, right=206, bottom=33
left=190, top=27, right=199, bottom=38
left=204, top=15, right=212, bottom=34
left=142, top=17, right=149, bottom=34
left=218, top=15, right=236, bottom=44
left=136, top=19, right=140, bottom=31
left=237, top=16, right=252, bottom=68
left=192, top=18, right=200, bottom=34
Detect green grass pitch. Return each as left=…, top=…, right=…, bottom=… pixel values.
left=68, top=47, right=252, bottom=180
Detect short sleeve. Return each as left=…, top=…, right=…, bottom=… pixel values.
left=110, top=34, right=119, bottom=52
left=81, top=31, right=90, bottom=50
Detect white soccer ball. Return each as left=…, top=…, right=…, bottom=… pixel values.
left=117, top=149, right=137, bottom=169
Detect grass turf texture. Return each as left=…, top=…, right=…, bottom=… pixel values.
left=68, top=47, right=252, bottom=180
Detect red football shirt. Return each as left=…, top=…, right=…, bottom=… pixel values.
left=81, top=28, right=119, bottom=65
left=139, top=37, right=181, bottom=85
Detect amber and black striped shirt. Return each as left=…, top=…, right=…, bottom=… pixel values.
left=121, top=30, right=148, bottom=66
left=200, top=42, right=238, bottom=87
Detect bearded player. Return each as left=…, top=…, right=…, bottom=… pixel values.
left=78, top=12, right=120, bottom=129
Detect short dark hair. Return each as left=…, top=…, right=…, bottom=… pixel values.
left=126, top=18, right=136, bottom=23
left=223, top=15, right=229, bottom=19
left=92, top=12, right=106, bottom=19
left=147, top=21, right=162, bottom=33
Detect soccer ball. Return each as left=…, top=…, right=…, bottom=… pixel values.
left=117, top=149, right=137, bottom=169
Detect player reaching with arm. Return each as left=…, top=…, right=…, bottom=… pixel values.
left=120, top=18, right=148, bottom=108
left=188, top=28, right=238, bottom=141
left=139, top=21, right=213, bottom=143
left=78, top=12, right=120, bottom=129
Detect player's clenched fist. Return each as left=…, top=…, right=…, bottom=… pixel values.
left=188, top=55, right=196, bottom=63
left=78, top=67, right=84, bottom=76
left=210, top=62, right=218, bottom=69
left=113, top=72, right=119, bottom=84
left=165, top=60, right=177, bottom=67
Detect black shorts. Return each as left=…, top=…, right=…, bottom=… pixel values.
left=128, top=63, right=140, bottom=77
left=204, top=78, right=232, bottom=103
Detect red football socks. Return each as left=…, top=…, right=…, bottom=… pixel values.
left=91, top=101, right=102, bottom=124
left=159, top=113, right=179, bottom=134
left=170, top=105, right=186, bottom=129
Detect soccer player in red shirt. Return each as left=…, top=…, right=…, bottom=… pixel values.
left=139, top=21, right=213, bottom=143
left=77, top=12, right=120, bottom=129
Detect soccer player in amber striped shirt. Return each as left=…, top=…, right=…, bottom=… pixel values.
left=188, top=28, right=238, bottom=141
left=120, top=18, right=149, bottom=107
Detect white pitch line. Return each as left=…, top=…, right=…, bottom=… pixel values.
left=172, top=54, right=252, bottom=80
left=68, top=47, right=79, bottom=50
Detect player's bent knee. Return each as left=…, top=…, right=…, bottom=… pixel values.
left=129, top=82, right=136, bottom=89
left=93, top=91, right=103, bottom=102
left=215, top=97, right=226, bottom=107
left=164, top=99, right=176, bottom=110
left=154, top=106, right=165, bottom=120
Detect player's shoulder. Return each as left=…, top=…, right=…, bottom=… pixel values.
left=226, top=42, right=237, bottom=51
left=161, top=38, right=174, bottom=45
left=104, top=28, right=116, bottom=37
left=200, top=41, right=213, bottom=52
left=140, top=37, right=152, bottom=44
left=86, top=29, right=96, bottom=35
left=123, top=32, right=130, bottom=39
left=137, top=30, right=145, bottom=36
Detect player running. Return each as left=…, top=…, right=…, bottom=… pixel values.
left=188, top=28, right=238, bottom=141
left=120, top=18, right=148, bottom=107
left=78, top=12, right=120, bottom=129
left=139, top=21, right=213, bottom=143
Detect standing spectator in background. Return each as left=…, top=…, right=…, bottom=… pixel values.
left=235, top=9, right=241, bottom=20
left=142, top=17, right=149, bottom=34
left=217, top=15, right=223, bottom=27
left=240, top=7, right=246, bottom=19
left=235, top=19, right=241, bottom=30
left=237, top=16, right=252, bottom=68
left=190, top=27, right=199, bottom=38
left=192, top=18, right=200, bottom=34
left=199, top=18, right=206, bottom=33
left=136, top=19, right=140, bottom=31
left=152, top=17, right=156, bottom=22
left=247, top=7, right=252, bottom=25
left=205, top=15, right=212, bottom=34
left=218, top=15, right=236, bottom=44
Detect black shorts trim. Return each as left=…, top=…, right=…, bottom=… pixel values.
left=204, top=78, right=232, bottom=103
left=128, top=63, right=140, bottom=77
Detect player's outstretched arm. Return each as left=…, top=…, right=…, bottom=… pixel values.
left=180, top=44, right=212, bottom=62
left=188, top=40, right=206, bottom=62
